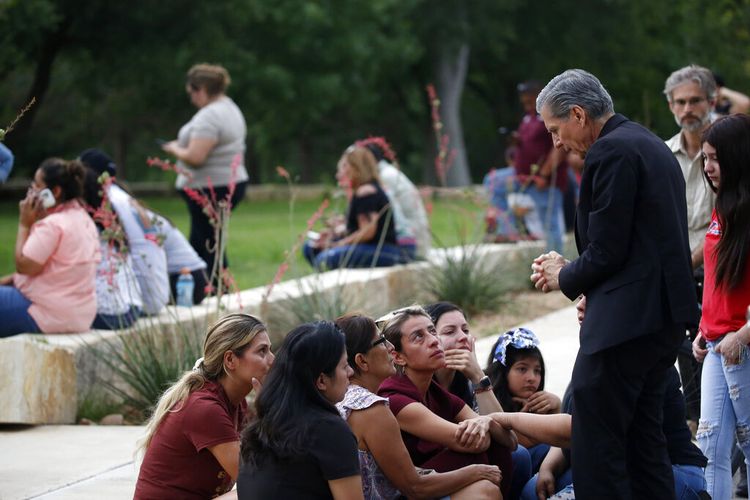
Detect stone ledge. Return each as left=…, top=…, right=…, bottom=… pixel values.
left=0, top=241, right=544, bottom=424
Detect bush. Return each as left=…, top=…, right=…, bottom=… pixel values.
left=88, top=319, right=204, bottom=421
left=426, top=244, right=536, bottom=316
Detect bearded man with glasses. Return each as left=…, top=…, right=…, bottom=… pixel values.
left=663, top=65, right=719, bottom=450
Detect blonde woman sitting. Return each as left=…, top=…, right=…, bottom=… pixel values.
left=303, top=145, right=411, bottom=270
left=134, top=314, right=274, bottom=499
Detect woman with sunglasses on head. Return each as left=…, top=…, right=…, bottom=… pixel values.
left=238, top=321, right=363, bottom=499
left=135, top=314, right=274, bottom=500
left=336, top=313, right=502, bottom=499
left=691, top=114, right=750, bottom=499
left=303, top=145, right=411, bottom=270
left=376, top=306, right=517, bottom=499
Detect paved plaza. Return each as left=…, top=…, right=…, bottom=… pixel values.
left=7, top=305, right=725, bottom=499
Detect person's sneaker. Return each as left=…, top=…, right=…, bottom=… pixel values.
left=737, top=465, right=748, bottom=498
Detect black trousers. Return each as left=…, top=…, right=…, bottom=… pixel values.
left=570, top=324, right=684, bottom=500
left=179, top=181, right=247, bottom=278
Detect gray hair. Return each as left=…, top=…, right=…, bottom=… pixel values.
left=536, top=69, right=614, bottom=120
left=663, top=64, right=717, bottom=102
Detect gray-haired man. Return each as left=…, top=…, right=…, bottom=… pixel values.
left=530, top=69, right=699, bottom=499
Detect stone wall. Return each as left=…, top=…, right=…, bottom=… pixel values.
left=0, top=241, right=544, bottom=424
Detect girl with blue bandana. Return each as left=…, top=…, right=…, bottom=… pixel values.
left=486, top=328, right=561, bottom=479
left=486, top=328, right=560, bottom=415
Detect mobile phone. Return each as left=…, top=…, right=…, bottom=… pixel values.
left=155, top=138, right=167, bottom=146
left=38, top=188, right=56, bottom=208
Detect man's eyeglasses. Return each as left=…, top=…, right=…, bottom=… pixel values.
left=673, top=97, right=707, bottom=108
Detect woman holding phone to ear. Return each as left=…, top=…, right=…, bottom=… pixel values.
left=0, top=158, right=99, bottom=337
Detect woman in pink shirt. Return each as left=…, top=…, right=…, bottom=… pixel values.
left=0, top=158, right=99, bottom=336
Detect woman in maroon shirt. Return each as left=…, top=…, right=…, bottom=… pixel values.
left=134, top=313, right=274, bottom=499
left=376, top=306, right=517, bottom=499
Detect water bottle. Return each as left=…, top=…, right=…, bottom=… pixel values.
left=176, top=268, right=194, bottom=307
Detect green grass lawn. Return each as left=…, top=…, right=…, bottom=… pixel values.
left=0, top=191, right=486, bottom=290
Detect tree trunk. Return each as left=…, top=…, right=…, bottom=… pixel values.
left=434, top=42, right=472, bottom=187
left=5, top=19, right=70, bottom=152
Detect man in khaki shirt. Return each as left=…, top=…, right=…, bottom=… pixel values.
left=664, top=65, right=717, bottom=269
left=663, top=64, right=717, bottom=448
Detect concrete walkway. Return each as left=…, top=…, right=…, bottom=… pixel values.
left=0, top=305, right=582, bottom=500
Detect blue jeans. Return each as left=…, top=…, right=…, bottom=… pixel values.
left=511, top=445, right=532, bottom=500
left=521, top=468, right=574, bottom=500
left=483, top=167, right=564, bottom=253
left=0, top=285, right=40, bottom=337
left=521, top=465, right=704, bottom=500
left=303, top=241, right=412, bottom=270
left=698, top=338, right=750, bottom=499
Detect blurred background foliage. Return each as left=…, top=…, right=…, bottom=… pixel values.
left=1, top=0, right=749, bottom=185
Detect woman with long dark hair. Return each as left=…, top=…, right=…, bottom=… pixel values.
left=238, top=321, right=363, bottom=499
left=692, top=113, right=750, bottom=498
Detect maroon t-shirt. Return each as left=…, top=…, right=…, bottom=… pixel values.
left=377, top=374, right=466, bottom=466
left=514, top=112, right=569, bottom=191
left=134, top=380, right=248, bottom=499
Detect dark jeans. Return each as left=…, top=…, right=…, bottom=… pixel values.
left=179, top=181, right=247, bottom=277
left=570, top=324, right=684, bottom=499
left=302, top=240, right=413, bottom=270
left=92, top=306, right=141, bottom=330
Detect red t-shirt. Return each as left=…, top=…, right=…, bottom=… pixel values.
left=700, top=211, right=750, bottom=341
left=134, top=380, right=248, bottom=499
left=378, top=374, right=466, bottom=467
left=514, top=113, right=569, bottom=191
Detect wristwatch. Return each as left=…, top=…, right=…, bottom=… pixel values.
left=473, top=375, right=492, bottom=394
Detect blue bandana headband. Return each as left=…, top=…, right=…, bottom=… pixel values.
left=493, top=327, right=540, bottom=366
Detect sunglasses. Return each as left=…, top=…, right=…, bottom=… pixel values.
left=374, top=306, right=423, bottom=328
left=371, top=333, right=388, bottom=349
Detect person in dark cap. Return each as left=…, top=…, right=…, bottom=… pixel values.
left=80, top=149, right=208, bottom=308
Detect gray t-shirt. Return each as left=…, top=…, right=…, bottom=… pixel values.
left=175, top=96, right=249, bottom=189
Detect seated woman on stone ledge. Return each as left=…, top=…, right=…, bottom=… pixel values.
left=302, top=145, right=412, bottom=270
left=134, top=314, right=274, bottom=500
left=0, top=158, right=99, bottom=337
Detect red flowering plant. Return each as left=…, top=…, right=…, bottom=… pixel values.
left=146, top=154, right=243, bottom=307
left=85, top=172, right=130, bottom=287
left=426, top=84, right=456, bottom=187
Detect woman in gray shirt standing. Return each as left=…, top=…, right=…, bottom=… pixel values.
left=163, top=63, right=249, bottom=277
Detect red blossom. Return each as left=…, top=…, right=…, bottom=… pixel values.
left=226, top=154, right=242, bottom=203
left=354, top=136, right=398, bottom=164
left=262, top=198, right=331, bottom=301
left=146, top=157, right=194, bottom=180
left=426, top=83, right=455, bottom=186
left=276, top=165, right=291, bottom=180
